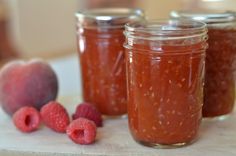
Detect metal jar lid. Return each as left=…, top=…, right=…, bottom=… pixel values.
left=170, top=10, right=236, bottom=24
left=76, top=8, right=144, bottom=28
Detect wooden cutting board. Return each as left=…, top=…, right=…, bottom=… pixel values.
left=0, top=95, right=236, bottom=156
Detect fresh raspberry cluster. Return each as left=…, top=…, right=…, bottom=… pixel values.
left=12, top=101, right=103, bottom=145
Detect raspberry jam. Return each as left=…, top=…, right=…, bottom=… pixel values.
left=171, top=11, right=236, bottom=118
left=124, top=20, right=208, bottom=147
left=76, top=8, right=144, bottom=116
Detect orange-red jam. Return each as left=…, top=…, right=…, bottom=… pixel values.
left=124, top=20, right=207, bottom=147
left=76, top=8, right=144, bottom=116
left=78, top=28, right=127, bottom=115
left=203, top=28, right=236, bottom=117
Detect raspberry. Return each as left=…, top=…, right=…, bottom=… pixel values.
left=40, top=101, right=70, bottom=133
left=72, top=102, right=103, bottom=127
left=67, top=118, right=96, bottom=145
left=13, top=107, right=41, bottom=133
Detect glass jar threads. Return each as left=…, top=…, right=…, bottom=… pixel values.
left=124, top=20, right=208, bottom=147
left=76, top=8, right=144, bottom=116
left=171, top=11, right=236, bottom=119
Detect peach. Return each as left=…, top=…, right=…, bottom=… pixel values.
left=0, top=59, right=58, bottom=115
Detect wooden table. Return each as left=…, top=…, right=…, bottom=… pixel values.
left=0, top=54, right=236, bottom=156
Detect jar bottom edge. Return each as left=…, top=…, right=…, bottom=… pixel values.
left=203, top=113, right=231, bottom=121
left=134, top=138, right=197, bottom=149
left=103, top=114, right=127, bottom=119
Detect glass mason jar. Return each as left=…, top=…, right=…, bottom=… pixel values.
left=124, top=20, right=208, bottom=148
left=171, top=11, right=236, bottom=119
left=76, top=8, right=144, bottom=116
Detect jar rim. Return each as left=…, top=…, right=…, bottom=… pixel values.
left=75, top=8, right=144, bottom=28
left=124, top=19, right=207, bottom=40
left=170, top=10, right=236, bottom=24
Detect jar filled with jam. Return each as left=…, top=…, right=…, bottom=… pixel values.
left=124, top=20, right=208, bottom=147
left=171, top=11, right=236, bottom=119
left=76, top=8, right=144, bottom=116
